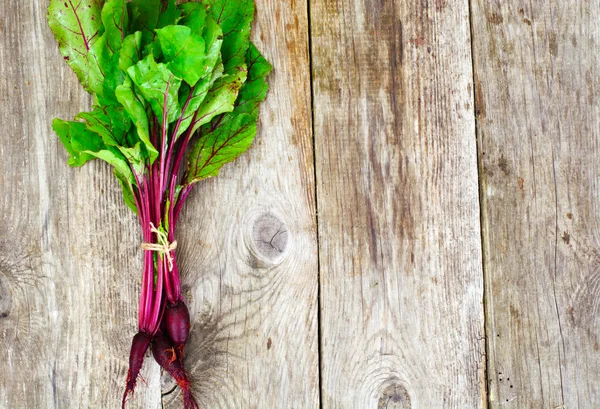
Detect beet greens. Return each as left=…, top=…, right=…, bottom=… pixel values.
left=47, top=0, right=271, bottom=407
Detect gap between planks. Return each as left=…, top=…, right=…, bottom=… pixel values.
left=304, top=0, right=325, bottom=408
left=467, top=0, right=491, bottom=407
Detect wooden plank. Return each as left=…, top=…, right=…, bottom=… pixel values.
left=310, top=0, right=486, bottom=407
left=0, top=1, right=161, bottom=408
left=162, top=0, right=320, bottom=407
left=471, top=0, right=600, bottom=407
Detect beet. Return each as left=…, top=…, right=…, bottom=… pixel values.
left=152, top=334, right=198, bottom=409
left=165, top=301, right=191, bottom=351
left=122, top=331, right=152, bottom=409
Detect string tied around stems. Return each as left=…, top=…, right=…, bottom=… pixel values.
left=141, top=223, right=177, bottom=271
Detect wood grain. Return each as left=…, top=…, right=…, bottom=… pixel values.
left=0, top=0, right=161, bottom=408
left=162, top=0, right=320, bottom=407
left=4, top=0, right=597, bottom=407
left=471, top=0, right=600, bottom=407
left=310, top=0, right=486, bottom=408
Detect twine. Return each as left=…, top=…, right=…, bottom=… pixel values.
left=141, top=223, right=177, bottom=271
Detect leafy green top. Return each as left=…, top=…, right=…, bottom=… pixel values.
left=48, top=0, right=272, bottom=213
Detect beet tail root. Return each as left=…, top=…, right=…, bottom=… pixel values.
left=122, top=332, right=152, bottom=409
left=152, top=333, right=198, bottom=409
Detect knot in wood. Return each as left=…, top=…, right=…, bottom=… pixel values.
left=247, top=212, right=289, bottom=267
left=378, top=383, right=411, bottom=409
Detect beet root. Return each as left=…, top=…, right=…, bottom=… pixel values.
left=152, top=334, right=198, bottom=409
left=165, top=301, right=191, bottom=353
left=122, top=331, right=152, bottom=408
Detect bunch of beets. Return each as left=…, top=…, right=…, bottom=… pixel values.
left=47, top=0, right=271, bottom=407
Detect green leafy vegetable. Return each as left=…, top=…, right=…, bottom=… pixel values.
left=185, top=42, right=272, bottom=184
left=47, top=0, right=104, bottom=92
left=185, top=112, right=256, bottom=182
left=204, top=0, right=254, bottom=73
left=115, top=78, right=157, bottom=160
left=101, top=0, right=129, bottom=52
left=156, top=25, right=208, bottom=86
left=52, top=119, right=97, bottom=167
left=126, top=54, right=183, bottom=124
left=119, top=32, right=143, bottom=71
left=189, top=67, right=248, bottom=133
left=75, top=106, right=131, bottom=147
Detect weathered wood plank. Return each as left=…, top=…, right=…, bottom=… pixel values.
left=0, top=1, right=161, bottom=408
left=162, top=0, right=320, bottom=407
left=471, top=0, right=600, bottom=407
left=310, top=0, right=486, bottom=407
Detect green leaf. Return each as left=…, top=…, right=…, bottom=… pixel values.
left=184, top=42, right=272, bottom=184
left=53, top=117, right=134, bottom=183
left=99, top=50, right=126, bottom=105
left=175, top=76, right=213, bottom=139
left=127, top=54, right=183, bottom=125
left=202, top=16, right=224, bottom=71
left=75, top=106, right=131, bottom=147
left=179, top=2, right=223, bottom=71
left=88, top=1, right=133, bottom=101
left=48, top=0, right=104, bottom=93
left=78, top=108, right=146, bottom=175
left=168, top=6, right=226, bottom=137
left=157, top=0, right=181, bottom=28
left=185, top=113, right=256, bottom=183
left=119, top=31, right=143, bottom=71
left=187, top=67, right=247, bottom=136
left=235, top=43, right=272, bottom=119
left=204, top=0, right=254, bottom=73
left=200, top=43, right=270, bottom=134
left=91, top=31, right=143, bottom=105
left=87, top=33, right=116, bottom=97
left=178, top=2, right=207, bottom=33
left=143, top=35, right=165, bottom=61
left=52, top=119, right=97, bottom=167
left=129, top=0, right=160, bottom=44
left=211, top=55, right=225, bottom=83
left=74, top=106, right=145, bottom=175
left=101, top=0, right=129, bottom=53
left=186, top=0, right=252, bottom=139
left=114, top=169, right=139, bottom=214
left=82, top=147, right=134, bottom=183
left=115, top=77, right=159, bottom=161
left=129, top=0, right=180, bottom=45
left=118, top=139, right=146, bottom=177
left=156, top=25, right=208, bottom=86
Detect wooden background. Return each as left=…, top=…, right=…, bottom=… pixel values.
left=0, top=0, right=598, bottom=408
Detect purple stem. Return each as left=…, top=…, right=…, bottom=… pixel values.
left=149, top=256, right=165, bottom=334
left=142, top=178, right=155, bottom=330
left=131, top=185, right=147, bottom=330
left=161, top=109, right=203, bottom=304
left=134, top=176, right=152, bottom=329
left=169, top=257, right=182, bottom=302
left=164, top=86, right=196, bottom=197
left=136, top=87, right=214, bottom=326
left=158, top=79, right=172, bottom=210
